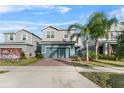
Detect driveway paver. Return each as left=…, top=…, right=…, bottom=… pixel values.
left=30, top=58, right=73, bottom=66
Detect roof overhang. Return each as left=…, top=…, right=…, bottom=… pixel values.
left=40, top=41, right=76, bottom=45
left=0, top=42, right=33, bottom=46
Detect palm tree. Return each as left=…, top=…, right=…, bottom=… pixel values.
left=88, top=12, right=109, bottom=60
left=88, top=12, right=118, bottom=60
left=68, top=23, right=90, bottom=61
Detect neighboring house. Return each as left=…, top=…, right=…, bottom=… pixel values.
left=89, top=22, right=124, bottom=55
left=40, top=26, right=82, bottom=58
left=0, top=29, right=42, bottom=58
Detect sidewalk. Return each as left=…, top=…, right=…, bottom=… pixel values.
left=75, top=66, right=124, bottom=73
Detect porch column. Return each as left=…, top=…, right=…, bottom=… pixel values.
left=104, top=43, right=108, bottom=55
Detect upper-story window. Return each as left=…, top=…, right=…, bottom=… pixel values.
left=64, top=31, right=68, bottom=38
left=9, top=34, right=14, bottom=40
left=51, top=31, right=55, bottom=38
left=21, top=34, right=28, bottom=40
left=22, top=34, right=26, bottom=40
left=110, top=32, right=118, bottom=40
left=47, top=31, right=50, bottom=38
left=46, top=31, right=55, bottom=38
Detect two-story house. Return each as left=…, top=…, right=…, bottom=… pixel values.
left=40, top=26, right=82, bottom=58
left=89, top=21, right=124, bottom=55
left=0, top=29, right=42, bottom=58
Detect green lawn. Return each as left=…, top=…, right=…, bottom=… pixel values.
left=72, top=59, right=124, bottom=67
left=80, top=72, right=124, bottom=88
left=0, top=58, right=40, bottom=66
left=97, top=59, right=124, bottom=67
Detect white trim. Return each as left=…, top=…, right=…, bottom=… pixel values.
left=46, top=46, right=70, bottom=48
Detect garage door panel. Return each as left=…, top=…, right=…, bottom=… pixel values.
left=46, top=47, right=57, bottom=58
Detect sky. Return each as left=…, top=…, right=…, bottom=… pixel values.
left=0, top=5, right=124, bottom=42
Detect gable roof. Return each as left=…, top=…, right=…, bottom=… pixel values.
left=3, top=29, right=42, bottom=40
left=41, top=26, right=72, bottom=31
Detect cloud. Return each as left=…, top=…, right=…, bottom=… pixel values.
left=56, top=7, right=71, bottom=14
left=0, top=6, right=31, bottom=13
left=109, top=7, right=124, bottom=20
left=36, top=5, right=71, bottom=14
left=0, top=5, right=71, bottom=14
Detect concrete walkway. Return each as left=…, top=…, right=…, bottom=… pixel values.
left=75, top=66, right=124, bottom=73
left=0, top=66, right=99, bottom=88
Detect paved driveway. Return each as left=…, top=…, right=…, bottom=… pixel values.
left=30, top=58, right=73, bottom=66
left=0, top=58, right=99, bottom=88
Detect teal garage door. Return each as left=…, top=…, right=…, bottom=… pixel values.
left=46, top=47, right=70, bottom=58
left=46, top=47, right=58, bottom=58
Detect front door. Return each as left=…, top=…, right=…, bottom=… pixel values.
left=57, top=48, right=66, bottom=58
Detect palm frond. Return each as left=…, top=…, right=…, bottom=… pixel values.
left=67, top=23, right=82, bottom=33
left=70, top=33, right=82, bottom=43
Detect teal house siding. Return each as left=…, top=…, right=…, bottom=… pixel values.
left=41, top=42, right=75, bottom=58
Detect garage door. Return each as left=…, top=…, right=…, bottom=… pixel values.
left=46, top=47, right=70, bottom=58
left=46, top=47, right=58, bottom=58
left=0, top=48, right=22, bottom=59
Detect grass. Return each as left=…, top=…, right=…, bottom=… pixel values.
left=0, top=71, right=9, bottom=74
left=72, top=59, right=124, bottom=67
left=97, top=59, right=124, bottom=67
left=0, top=58, right=41, bottom=66
left=80, top=72, right=124, bottom=88
left=72, top=60, right=108, bottom=67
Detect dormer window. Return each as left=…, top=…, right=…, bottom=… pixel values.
left=10, top=34, right=14, bottom=40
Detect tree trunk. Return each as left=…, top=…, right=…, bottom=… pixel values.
left=86, top=39, right=89, bottom=62
left=95, top=39, right=99, bottom=60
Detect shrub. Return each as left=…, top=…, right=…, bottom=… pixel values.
left=88, top=50, right=96, bottom=60
left=20, top=52, right=26, bottom=59
left=70, top=55, right=80, bottom=61
left=80, top=50, right=96, bottom=61
left=115, top=44, right=124, bottom=60
left=98, top=54, right=116, bottom=61
left=76, top=49, right=83, bottom=57
left=35, top=53, right=44, bottom=59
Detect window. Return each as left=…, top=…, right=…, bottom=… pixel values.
left=41, top=45, right=46, bottom=53
left=64, top=31, right=68, bottom=38
left=46, top=31, right=55, bottom=38
left=111, top=32, right=118, bottom=40
left=22, top=34, right=26, bottom=40
left=21, top=34, right=27, bottom=40
left=51, top=31, right=55, bottom=38
left=47, top=31, right=50, bottom=38
left=10, top=34, right=14, bottom=40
